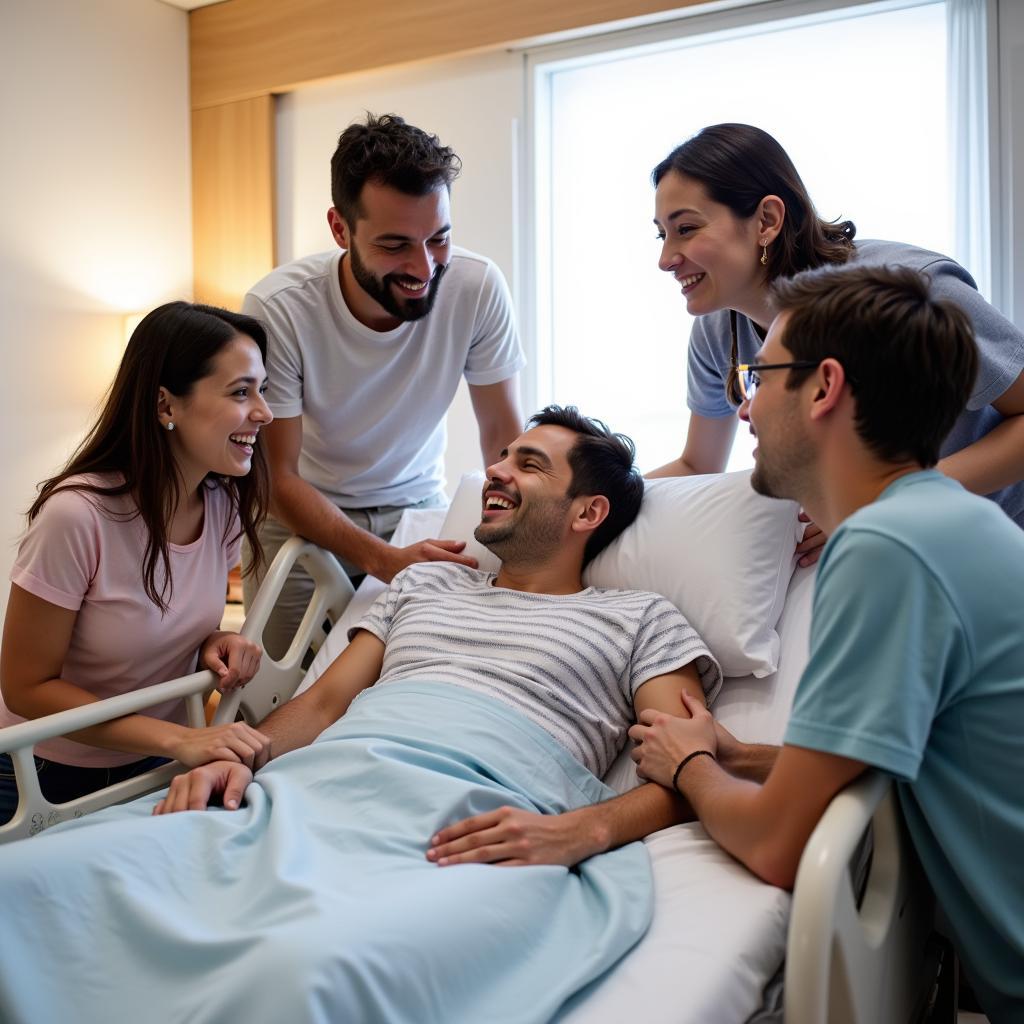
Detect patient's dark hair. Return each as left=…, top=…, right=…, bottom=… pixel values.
left=528, top=405, right=644, bottom=566
left=331, top=112, right=462, bottom=224
left=771, top=263, right=977, bottom=467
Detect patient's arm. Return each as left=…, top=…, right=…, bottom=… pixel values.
left=153, top=630, right=386, bottom=815
left=632, top=693, right=865, bottom=889
left=426, top=665, right=705, bottom=867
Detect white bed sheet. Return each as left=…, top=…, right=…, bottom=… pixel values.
left=300, top=509, right=817, bottom=1023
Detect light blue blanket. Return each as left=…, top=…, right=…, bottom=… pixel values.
left=0, top=682, right=652, bottom=1023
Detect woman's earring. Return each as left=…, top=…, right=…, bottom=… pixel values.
left=760, top=241, right=769, bottom=267
left=165, top=420, right=175, bottom=432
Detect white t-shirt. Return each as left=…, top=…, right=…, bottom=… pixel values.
left=242, top=247, right=525, bottom=508
left=352, top=563, right=722, bottom=779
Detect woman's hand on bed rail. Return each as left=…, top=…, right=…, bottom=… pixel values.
left=199, top=631, right=263, bottom=691
left=152, top=760, right=253, bottom=815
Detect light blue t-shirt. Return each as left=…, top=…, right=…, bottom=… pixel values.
left=785, top=471, right=1024, bottom=1022
left=686, top=240, right=1024, bottom=527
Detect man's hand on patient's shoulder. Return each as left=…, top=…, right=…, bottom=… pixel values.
left=152, top=761, right=253, bottom=816
left=427, top=805, right=601, bottom=868
left=372, top=539, right=478, bottom=583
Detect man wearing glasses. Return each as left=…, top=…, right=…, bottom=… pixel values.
left=631, top=263, right=1024, bottom=1022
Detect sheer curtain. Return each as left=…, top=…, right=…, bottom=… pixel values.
left=948, top=0, right=993, bottom=298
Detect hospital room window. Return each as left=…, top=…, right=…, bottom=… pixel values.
left=528, top=0, right=954, bottom=473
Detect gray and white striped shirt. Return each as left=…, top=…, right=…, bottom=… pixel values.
left=352, top=564, right=721, bottom=778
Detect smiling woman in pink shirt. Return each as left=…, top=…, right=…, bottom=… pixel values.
left=0, top=302, right=276, bottom=822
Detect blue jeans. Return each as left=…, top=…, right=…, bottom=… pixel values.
left=0, top=751, right=168, bottom=825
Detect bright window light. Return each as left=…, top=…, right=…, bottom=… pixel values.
left=534, top=1, right=949, bottom=472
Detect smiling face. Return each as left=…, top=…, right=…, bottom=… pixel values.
left=654, top=171, right=767, bottom=318
left=474, top=425, right=581, bottom=564
left=160, top=334, right=272, bottom=489
left=740, top=312, right=812, bottom=501
left=330, top=180, right=452, bottom=329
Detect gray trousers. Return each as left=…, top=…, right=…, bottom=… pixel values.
left=242, top=494, right=446, bottom=660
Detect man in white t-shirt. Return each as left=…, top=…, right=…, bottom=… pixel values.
left=242, top=114, right=525, bottom=656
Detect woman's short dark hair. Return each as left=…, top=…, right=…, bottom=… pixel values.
left=331, top=113, right=462, bottom=224
left=528, top=405, right=644, bottom=565
left=771, top=263, right=978, bottom=467
left=30, top=302, right=270, bottom=612
left=652, top=123, right=858, bottom=402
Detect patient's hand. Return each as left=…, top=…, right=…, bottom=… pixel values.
left=427, top=806, right=594, bottom=868
left=152, top=761, right=253, bottom=815
left=200, top=630, right=263, bottom=691
left=629, top=692, right=718, bottom=789
left=796, top=512, right=828, bottom=567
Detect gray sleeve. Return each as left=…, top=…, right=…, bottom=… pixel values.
left=686, top=313, right=735, bottom=418
left=348, top=573, right=406, bottom=644
left=926, top=261, right=1024, bottom=410
left=241, top=290, right=305, bottom=419
left=463, top=260, right=527, bottom=386
left=629, top=597, right=723, bottom=705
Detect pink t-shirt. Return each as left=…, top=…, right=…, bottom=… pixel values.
left=0, top=475, right=242, bottom=767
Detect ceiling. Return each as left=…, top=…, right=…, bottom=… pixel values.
left=154, top=0, right=225, bottom=11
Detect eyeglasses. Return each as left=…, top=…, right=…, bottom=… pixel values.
left=735, top=361, right=821, bottom=402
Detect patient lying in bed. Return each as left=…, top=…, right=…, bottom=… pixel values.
left=0, top=409, right=720, bottom=1024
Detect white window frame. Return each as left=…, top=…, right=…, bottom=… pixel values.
left=516, top=0, right=1007, bottom=417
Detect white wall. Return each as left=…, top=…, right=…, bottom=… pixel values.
left=276, top=50, right=527, bottom=495
left=0, top=0, right=193, bottom=624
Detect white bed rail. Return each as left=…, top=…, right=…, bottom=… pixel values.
left=785, top=771, right=934, bottom=1024
left=0, top=537, right=352, bottom=844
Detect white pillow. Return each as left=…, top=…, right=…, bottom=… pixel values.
left=442, top=471, right=801, bottom=679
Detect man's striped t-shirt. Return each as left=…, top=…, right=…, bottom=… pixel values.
left=351, top=563, right=721, bottom=778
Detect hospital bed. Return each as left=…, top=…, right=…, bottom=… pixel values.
left=0, top=472, right=942, bottom=1024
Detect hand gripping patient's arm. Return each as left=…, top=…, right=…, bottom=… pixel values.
left=153, top=629, right=386, bottom=815
left=425, top=664, right=707, bottom=867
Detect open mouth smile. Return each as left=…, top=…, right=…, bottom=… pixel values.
left=676, top=272, right=706, bottom=294
left=482, top=489, right=519, bottom=518
left=229, top=431, right=258, bottom=455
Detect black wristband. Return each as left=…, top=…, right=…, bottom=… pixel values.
left=671, top=750, right=715, bottom=794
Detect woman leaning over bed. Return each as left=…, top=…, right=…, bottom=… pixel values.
left=0, top=303, right=274, bottom=823
left=647, top=123, right=1024, bottom=562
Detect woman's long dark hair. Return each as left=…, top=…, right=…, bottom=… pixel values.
left=653, top=123, right=857, bottom=402
left=30, top=302, right=270, bottom=612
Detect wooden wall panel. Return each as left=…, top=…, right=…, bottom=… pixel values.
left=190, top=0, right=708, bottom=109
left=191, top=94, right=275, bottom=311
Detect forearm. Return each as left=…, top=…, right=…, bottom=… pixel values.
left=565, top=782, right=693, bottom=861
left=270, top=472, right=391, bottom=576
left=938, top=414, right=1024, bottom=495
left=646, top=457, right=700, bottom=479
left=6, top=677, right=192, bottom=758
left=255, top=688, right=339, bottom=762
left=675, top=758, right=778, bottom=879
left=720, top=742, right=779, bottom=783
